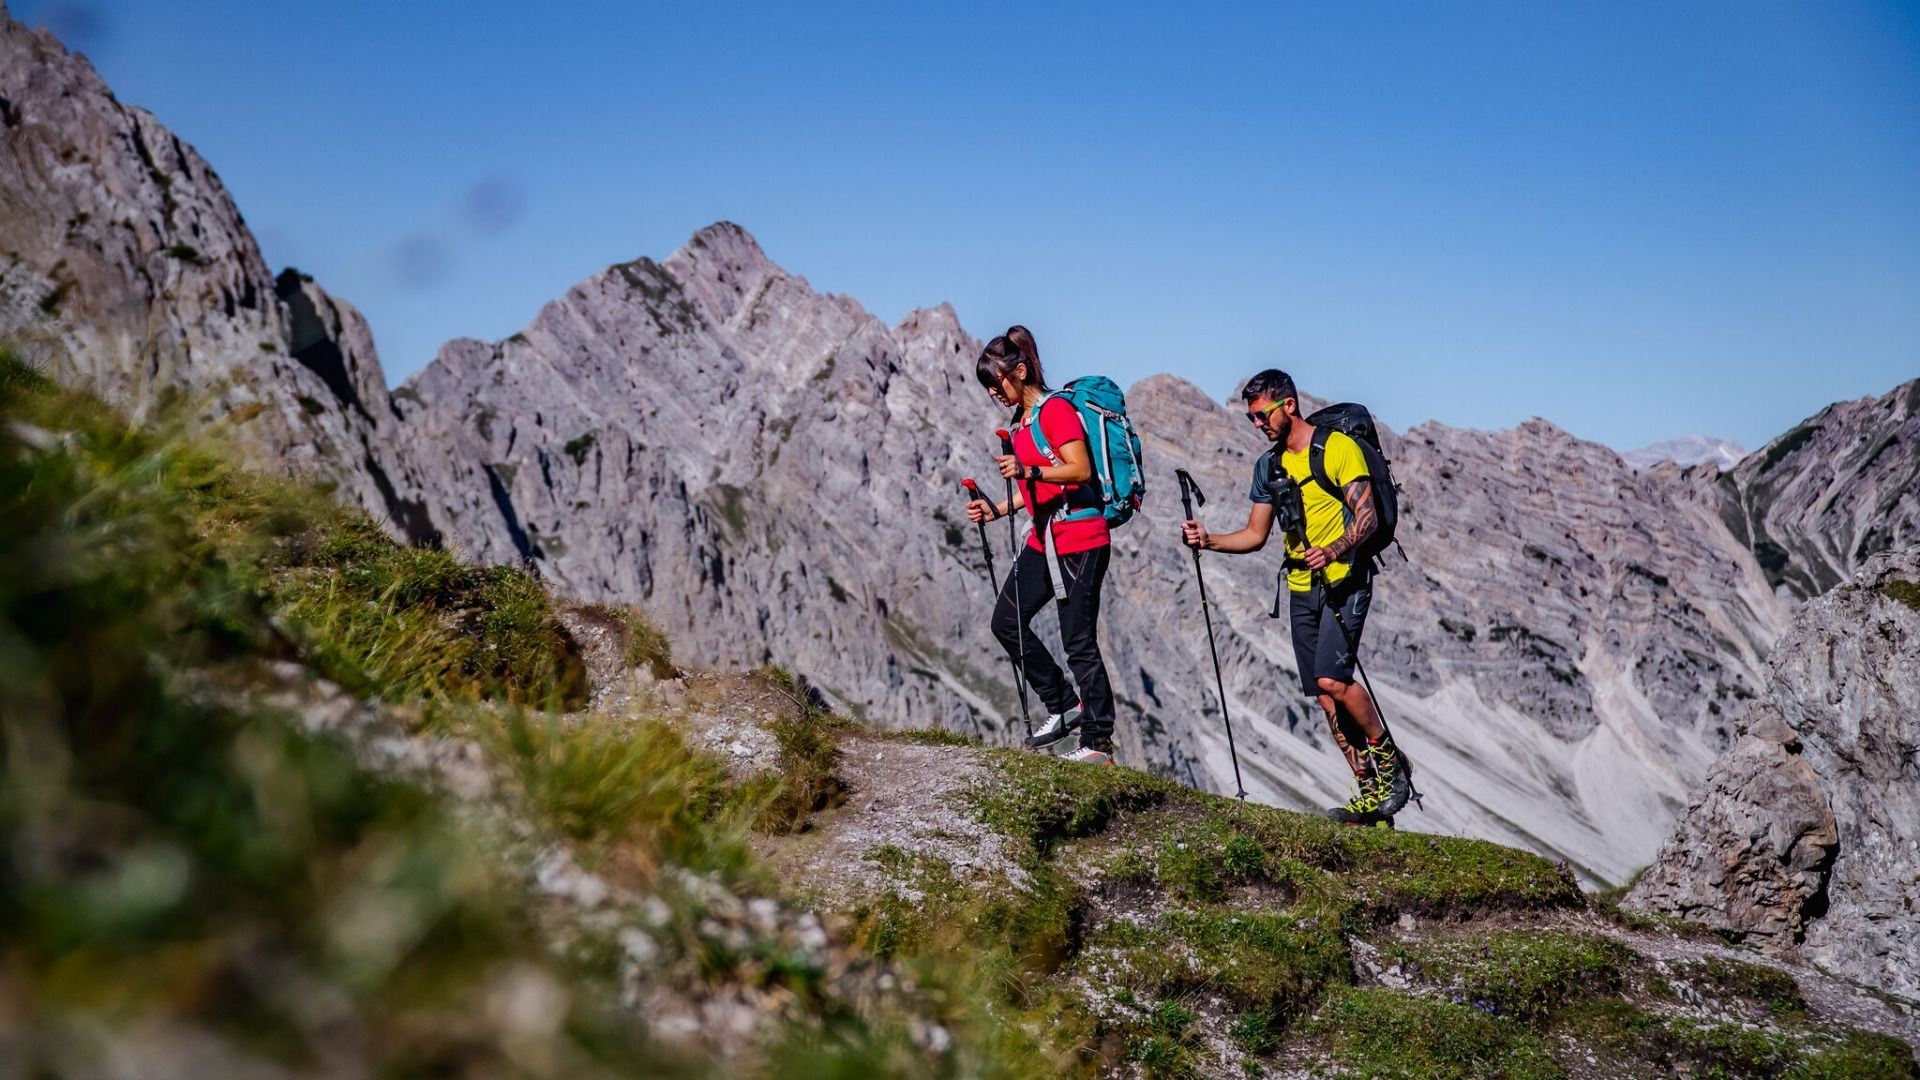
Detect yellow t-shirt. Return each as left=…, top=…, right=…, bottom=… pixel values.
left=1248, top=430, right=1370, bottom=592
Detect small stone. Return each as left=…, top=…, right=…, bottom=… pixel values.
left=797, top=913, right=828, bottom=952
left=642, top=896, right=673, bottom=927
left=618, top=927, right=659, bottom=967
left=748, top=897, right=780, bottom=935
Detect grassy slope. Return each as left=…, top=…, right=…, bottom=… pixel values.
left=833, top=745, right=1914, bottom=1078
left=1, top=351, right=1912, bottom=1078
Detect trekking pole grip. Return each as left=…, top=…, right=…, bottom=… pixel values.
left=962, top=477, right=986, bottom=511
left=1174, top=467, right=1206, bottom=520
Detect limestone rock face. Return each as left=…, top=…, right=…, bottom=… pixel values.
left=0, top=8, right=435, bottom=539
left=1719, top=379, right=1920, bottom=599
left=1629, top=547, right=1920, bottom=999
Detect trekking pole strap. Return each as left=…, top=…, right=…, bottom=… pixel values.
left=1038, top=516, right=1068, bottom=601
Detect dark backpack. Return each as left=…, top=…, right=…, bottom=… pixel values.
left=1305, top=402, right=1402, bottom=569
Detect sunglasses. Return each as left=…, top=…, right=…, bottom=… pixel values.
left=1245, top=399, right=1287, bottom=425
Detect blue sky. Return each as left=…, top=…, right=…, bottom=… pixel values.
left=22, top=1, right=1920, bottom=450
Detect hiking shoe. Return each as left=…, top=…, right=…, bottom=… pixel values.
left=1023, top=705, right=1083, bottom=750
left=1324, top=771, right=1387, bottom=824
left=1366, top=734, right=1412, bottom=817
left=1062, top=743, right=1115, bottom=766
left=1325, top=805, right=1395, bottom=828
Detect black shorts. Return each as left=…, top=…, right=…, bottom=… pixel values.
left=1288, top=572, right=1373, bottom=696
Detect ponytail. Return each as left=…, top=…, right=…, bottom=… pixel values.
left=975, top=324, right=1049, bottom=400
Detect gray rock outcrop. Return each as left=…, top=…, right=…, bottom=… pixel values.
left=1628, top=547, right=1920, bottom=999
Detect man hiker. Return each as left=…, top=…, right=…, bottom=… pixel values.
left=965, top=325, right=1120, bottom=765
left=1178, top=368, right=1412, bottom=824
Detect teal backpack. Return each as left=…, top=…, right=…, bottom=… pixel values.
left=1027, top=376, right=1145, bottom=529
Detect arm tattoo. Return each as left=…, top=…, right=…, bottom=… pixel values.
left=1326, top=478, right=1376, bottom=560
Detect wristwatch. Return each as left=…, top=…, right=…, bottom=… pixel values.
left=1026, top=464, right=1044, bottom=484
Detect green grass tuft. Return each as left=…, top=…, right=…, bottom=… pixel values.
left=753, top=688, right=847, bottom=835
left=1310, top=987, right=1566, bottom=1080
left=482, top=710, right=753, bottom=877
left=273, top=516, right=587, bottom=707
left=969, top=749, right=1174, bottom=854
left=621, top=606, right=676, bottom=677
left=1557, top=998, right=1919, bottom=1080
left=1092, top=906, right=1352, bottom=1024
left=1391, top=929, right=1632, bottom=1020
left=1673, top=955, right=1806, bottom=1018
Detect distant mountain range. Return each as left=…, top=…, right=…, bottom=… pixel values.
left=1621, top=435, right=1748, bottom=471
left=4, top=8, right=1917, bottom=887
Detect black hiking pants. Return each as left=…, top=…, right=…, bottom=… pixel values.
left=991, top=544, right=1117, bottom=746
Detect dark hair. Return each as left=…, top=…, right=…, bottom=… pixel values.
left=975, top=325, right=1048, bottom=395
left=1241, top=368, right=1298, bottom=407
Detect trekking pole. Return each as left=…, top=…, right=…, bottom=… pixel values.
left=994, top=431, right=1033, bottom=738
left=964, top=477, right=1031, bottom=736
left=1176, top=468, right=1247, bottom=799
left=961, top=478, right=998, bottom=583
left=1313, top=567, right=1422, bottom=811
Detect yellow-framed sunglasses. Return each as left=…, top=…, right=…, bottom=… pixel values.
left=1245, top=398, right=1290, bottom=425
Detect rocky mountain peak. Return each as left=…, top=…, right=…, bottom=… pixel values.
left=1717, top=377, right=1920, bottom=599
left=660, top=220, right=787, bottom=326
left=1622, top=434, right=1749, bottom=471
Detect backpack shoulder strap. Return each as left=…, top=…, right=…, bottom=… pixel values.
left=1308, top=428, right=1341, bottom=502
left=1026, top=392, right=1065, bottom=465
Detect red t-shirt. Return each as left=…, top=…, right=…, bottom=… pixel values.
left=1012, top=396, right=1111, bottom=554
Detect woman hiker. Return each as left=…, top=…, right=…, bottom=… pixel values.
left=964, top=326, right=1119, bottom=765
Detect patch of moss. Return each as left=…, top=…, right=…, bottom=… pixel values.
left=1881, top=578, right=1920, bottom=612
left=1135, top=792, right=1581, bottom=918
left=969, top=749, right=1174, bottom=855
left=1673, top=956, right=1806, bottom=1019
left=879, top=727, right=981, bottom=747
left=1310, top=987, right=1566, bottom=1080
left=1334, top=828, right=1583, bottom=918
left=1231, top=1006, right=1281, bottom=1054
left=1786, top=1030, right=1920, bottom=1079
left=849, top=847, right=1086, bottom=995
left=1389, top=929, right=1631, bottom=1020
left=1142, top=817, right=1285, bottom=904
left=1090, top=905, right=1351, bottom=1024
left=1556, top=998, right=1918, bottom=1080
